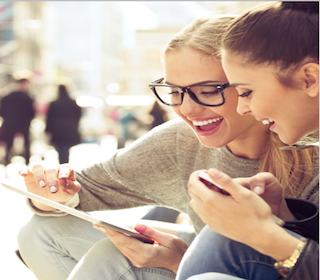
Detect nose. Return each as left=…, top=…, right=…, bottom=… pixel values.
left=236, top=97, right=252, bottom=116
left=180, top=92, right=204, bottom=115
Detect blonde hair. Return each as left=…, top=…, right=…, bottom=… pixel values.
left=163, top=16, right=318, bottom=197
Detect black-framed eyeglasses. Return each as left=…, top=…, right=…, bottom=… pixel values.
left=148, top=77, right=230, bottom=107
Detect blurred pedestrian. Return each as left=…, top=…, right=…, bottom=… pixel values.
left=45, top=84, right=82, bottom=164
left=0, top=78, right=35, bottom=164
left=149, top=101, right=169, bottom=129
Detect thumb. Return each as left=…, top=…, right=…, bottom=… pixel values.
left=207, top=168, right=243, bottom=198
left=134, top=224, right=174, bottom=245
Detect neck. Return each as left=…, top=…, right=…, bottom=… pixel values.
left=227, top=123, right=269, bottom=160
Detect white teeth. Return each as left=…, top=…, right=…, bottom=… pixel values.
left=261, top=119, right=274, bottom=125
left=192, top=117, right=223, bottom=126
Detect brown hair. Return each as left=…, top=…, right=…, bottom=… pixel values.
left=163, top=15, right=318, bottom=197
left=162, top=16, right=235, bottom=62
left=222, top=1, right=319, bottom=87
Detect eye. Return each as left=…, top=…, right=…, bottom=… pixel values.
left=195, top=86, right=220, bottom=96
left=201, top=89, right=220, bottom=96
left=238, top=90, right=252, bottom=98
left=170, top=90, right=180, bottom=96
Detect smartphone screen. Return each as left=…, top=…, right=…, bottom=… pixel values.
left=198, top=172, right=230, bottom=196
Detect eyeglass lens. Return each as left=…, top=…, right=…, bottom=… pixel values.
left=154, top=85, right=223, bottom=106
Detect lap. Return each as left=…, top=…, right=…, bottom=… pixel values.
left=176, top=225, right=279, bottom=280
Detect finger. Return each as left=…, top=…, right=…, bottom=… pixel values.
left=18, top=165, right=29, bottom=177
left=58, top=164, right=76, bottom=181
left=45, top=167, right=59, bottom=194
left=32, top=164, right=47, bottom=188
left=93, top=225, right=144, bottom=264
left=134, top=224, right=174, bottom=246
left=188, top=171, right=214, bottom=197
left=233, top=177, right=251, bottom=189
left=188, top=190, right=203, bottom=215
left=98, top=226, right=147, bottom=256
left=207, top=168, right=243, bottom=197
left=249, top=172, right=279, bottom=195
left=62, top=180, right=81, bottom=195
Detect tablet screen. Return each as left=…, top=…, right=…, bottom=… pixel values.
left=1, top=181, right=154, bottom=244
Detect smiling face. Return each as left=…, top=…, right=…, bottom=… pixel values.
left=164, top=48, right=267, bottom=156
left=222, top=51, right=319, bottom=144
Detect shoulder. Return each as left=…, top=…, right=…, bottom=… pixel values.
left=149, top=118, right=197, bottom=140
left=118, top=118, right=201, bottom=157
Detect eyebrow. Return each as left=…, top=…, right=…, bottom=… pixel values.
left=164, top=80, right=224, bottom=87
left=228, top=83, right=249, bottom=87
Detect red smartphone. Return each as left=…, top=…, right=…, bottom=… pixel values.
left=198, top=172, right=230, bottom=196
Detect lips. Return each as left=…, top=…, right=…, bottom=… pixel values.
left=197, top=119, right=223, bottom=131
left=191, top=117, right=224, bottom=134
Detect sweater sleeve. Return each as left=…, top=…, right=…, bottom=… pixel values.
left=26, top=119, right=199, bottom=217
left=75, top=119, right=193, bottom=212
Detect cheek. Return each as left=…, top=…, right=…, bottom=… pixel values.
left=172, top=106, right=180, bottom=116
left=250, top=95, right=274, bottom=116
left=172, top=106, right=187, bottom=121
left=220, top=90, right=239, bottom=113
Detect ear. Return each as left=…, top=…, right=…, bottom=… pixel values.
left=298, top=63, right=319, bottom=97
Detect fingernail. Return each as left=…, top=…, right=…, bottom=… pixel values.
left=19, top=170, right=28, bottom=176
left=209, top=168, right=222, bottom=179
left=49, top=186, right=58, bottom=193
left=134, top=224, right=146, bottom=233
left=59, top=173, right=68, bottom=179
left=253, top=186, right=263, bottom=195
left=39, top=180, right=46, bottom=188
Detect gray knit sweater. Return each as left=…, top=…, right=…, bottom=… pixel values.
left=29, top=119, right=319, bottom=234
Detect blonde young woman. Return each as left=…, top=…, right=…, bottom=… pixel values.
left=181, top=2, right=318, bottom=280
left=17, top=16, right=318, bottom=280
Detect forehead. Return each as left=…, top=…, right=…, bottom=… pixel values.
left=164, top=48, right=227, bottom=85
left=221, top=52, right=278, bottom=86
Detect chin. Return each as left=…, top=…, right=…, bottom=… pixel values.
left=198, top=138, right=225, bottom=148
left=278, top=132, right=302, bottom=145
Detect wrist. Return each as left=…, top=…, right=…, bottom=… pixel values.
left=30, top=199, right=59, bottom=211
left=274, top=237, right=307, bottom=277
left=249, top=222, right=300, bottom=261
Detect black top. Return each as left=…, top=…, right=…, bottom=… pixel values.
left=0, top=91, right=35, bottom=132
left=45, top=94, right=82, bottom=145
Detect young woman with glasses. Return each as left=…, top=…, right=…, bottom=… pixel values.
left=17, top=15, right=317, bottom=280
left=179, top=2, right=318, bottom=280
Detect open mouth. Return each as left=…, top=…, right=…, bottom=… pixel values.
left=193, top=117, right=223, bottom=131
left=261, top=119, right=274, bottom=126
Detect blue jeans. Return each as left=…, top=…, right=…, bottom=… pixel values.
left=176, top=225, right=302, bottom=280
left=18, top=215, right=176, bottom=280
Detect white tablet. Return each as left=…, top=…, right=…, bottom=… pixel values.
left=1, top=181, right=154, bottom=244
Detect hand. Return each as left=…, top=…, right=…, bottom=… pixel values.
left=234, top=172, right=296, bottom=221
left=93, top=223, right=188, bottom=274
left=188, top=168, right=300, bottom=261
left=188, top=168, right=277, bottom=247
left=18, top=163, right=81, bottom=211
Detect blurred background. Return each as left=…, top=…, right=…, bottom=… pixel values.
left=0, top=1, right=267, bottom=279
left=0, top=1, right=268, bottom=169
